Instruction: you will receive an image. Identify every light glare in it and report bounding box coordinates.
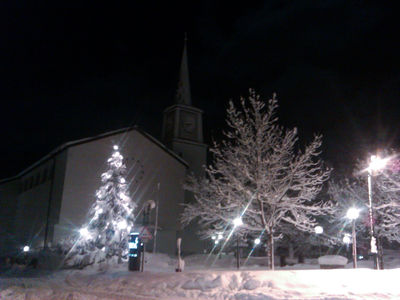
[343,234,351,244]
[80,227,91,239]
[314,226,323,234]
[117,220,128,230]
[346,207,360,220]
[233,217,243,227]
[369,155,388,172]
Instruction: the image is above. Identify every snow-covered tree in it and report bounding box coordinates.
[327,179,370,248]
[182,89,333,269]
[63,145,136,267]
[328,154,400,268]
[371,156,400,244]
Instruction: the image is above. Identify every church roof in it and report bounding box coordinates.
[0,126,188,183]
[175,35,191,106]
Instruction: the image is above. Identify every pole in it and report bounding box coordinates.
[368,172,380,269]
[352,220,357,269]
[236,234,240,269]
[141,243,145,272]
[317,235,321,257]
[153,182,160,253]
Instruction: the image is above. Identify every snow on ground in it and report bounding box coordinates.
[1,250,400,299]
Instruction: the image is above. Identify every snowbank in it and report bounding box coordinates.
[318,255,348,266]
[1,250,400,299]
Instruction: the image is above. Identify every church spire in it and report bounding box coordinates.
[175,33,192,106]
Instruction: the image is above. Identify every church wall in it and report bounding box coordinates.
[0,179,20,256]
[46,150,68,246]
[54,129,186,255]
[167,141,209,255]
[0,150,68,255]
[13,156,57,250]
[15,181,51,249]
[171,141,207,179]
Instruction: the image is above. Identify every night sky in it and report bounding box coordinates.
[1,1,400,179]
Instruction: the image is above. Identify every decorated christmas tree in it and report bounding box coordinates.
[64,145,136,267]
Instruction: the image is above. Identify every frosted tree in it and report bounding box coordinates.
[182,89,333,270]
[63,145,136,267]
[371,156,400,244]
[328,154,400,268]
[328,180,370,244]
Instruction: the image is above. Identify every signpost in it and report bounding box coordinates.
[138,227,153,271]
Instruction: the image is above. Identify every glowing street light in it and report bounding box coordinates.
[233,216,243,269]
[233,217,243,227]
[314,225,323,257]
[368,155,388,173]
[346,207,360,268]
[343,233,351,244]
[367,155,388,270]
[346,207,359,220]
[23,245,30,252]
[254,238,261,245]
[314,226,323,235]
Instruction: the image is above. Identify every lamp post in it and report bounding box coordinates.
[314,225,323,257]
[233,217,243,269]
[346,207,359,269]
[343,233,351,259]
[367,155,388,270]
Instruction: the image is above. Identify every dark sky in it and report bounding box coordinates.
[1,1,400,179]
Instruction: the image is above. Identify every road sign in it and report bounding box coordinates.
[139,226,153,242]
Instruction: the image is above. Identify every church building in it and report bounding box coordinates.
[0,40,207,257]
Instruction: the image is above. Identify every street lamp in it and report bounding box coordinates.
[367,155,388,270]
[343,233,351,245]
[346,207,359,268]
[314,226,323,257]
[233,217,243,269]
[233,217,243,227]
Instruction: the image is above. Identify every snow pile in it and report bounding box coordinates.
[318,255,348,266]
[1,251,400,299]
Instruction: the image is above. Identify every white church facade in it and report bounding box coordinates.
[0,40,207,257]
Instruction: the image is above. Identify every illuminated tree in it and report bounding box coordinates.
[64,145,136,267]
[182,89,333,270]
[329,155,400,247]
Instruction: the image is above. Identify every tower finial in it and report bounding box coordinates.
[175,34,192,106]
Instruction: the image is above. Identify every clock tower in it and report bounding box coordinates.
[162,37,207,179]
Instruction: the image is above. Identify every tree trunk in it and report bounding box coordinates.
[267,233,275,270]
[288,242,294,260]
[378,237,384,270]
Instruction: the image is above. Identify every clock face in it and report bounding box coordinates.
[124,157,145,187]
[183,114,196,133]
